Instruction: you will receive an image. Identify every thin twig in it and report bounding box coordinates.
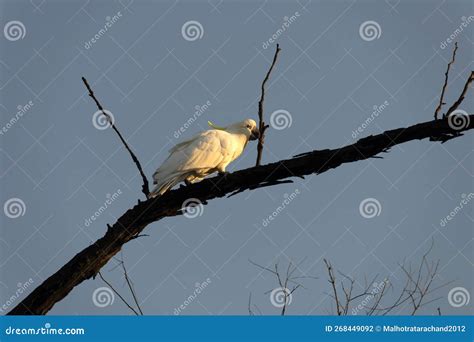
[81,77,150,197]
[256,44,282,166]
[251,259,315,315]
[323,259,342,315]
[120,259,144,315]
[248,293,253,316]
[434,42,458,119]
[445,71,474,117]
[98,271,140,316]
[323,241,447,316]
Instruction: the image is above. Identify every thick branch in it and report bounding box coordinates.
[8,114,474,315]
[256,44,281,166]
[81,77,150,197]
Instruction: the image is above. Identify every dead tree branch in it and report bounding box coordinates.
[97,272,140,316]
[7,59,473,316]
[8,110,474,315]
[256,44,281,166]
[434,42,457,119]
[323,241,450,315]
[250,259,315,315]
[81,77,150,197]
[97,255,143,315]
[445,71,474,117]
[323,259,343,315]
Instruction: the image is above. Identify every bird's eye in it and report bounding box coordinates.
[246,125,251,128]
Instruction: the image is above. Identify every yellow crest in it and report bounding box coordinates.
[208,121,226,130]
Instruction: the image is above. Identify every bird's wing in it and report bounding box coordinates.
[154,130,228,178]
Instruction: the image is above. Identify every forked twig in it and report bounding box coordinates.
[98,271,140,316]
[250,258,316,315]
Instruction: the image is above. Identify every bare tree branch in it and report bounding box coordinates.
[120,258,144,315]
[81,77,150,197]
[324,241,448,316]
[8,60,474,316]
[98,271,140,316]
[8,110,474,315]
[256,44,281,166]
[445,71,474,117]
[434,42,457,119]
[248,293,254,316]
[251,259,314,315]
[323,259,342,315]
[97,255,144,315]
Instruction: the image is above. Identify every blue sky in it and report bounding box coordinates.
[0,0,472,315]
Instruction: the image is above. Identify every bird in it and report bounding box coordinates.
[149,118,260,198]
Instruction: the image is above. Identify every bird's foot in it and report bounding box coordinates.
[184,179,193,186]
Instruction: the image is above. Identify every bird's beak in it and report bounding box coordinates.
[250,127,260,141]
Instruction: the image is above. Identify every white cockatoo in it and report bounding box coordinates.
[149,119,260,198]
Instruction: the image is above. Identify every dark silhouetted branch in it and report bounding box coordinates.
[8,111,474,315]
[324,241,449,315]
[434,42,457,119]
[324,259,342,315]
[8,59,474,316]
[256,44,281,166]
[98,272,140,316]
[445,71,474,117]
[81,77,150,197]
[97,255,143,315]
[250,259,315,315]
[120,259,144,315]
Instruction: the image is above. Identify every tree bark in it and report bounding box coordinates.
[8,115,474,315]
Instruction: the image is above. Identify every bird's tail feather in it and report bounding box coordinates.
[148,173,184,198]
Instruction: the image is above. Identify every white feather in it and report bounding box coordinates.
[149,119,258,197]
